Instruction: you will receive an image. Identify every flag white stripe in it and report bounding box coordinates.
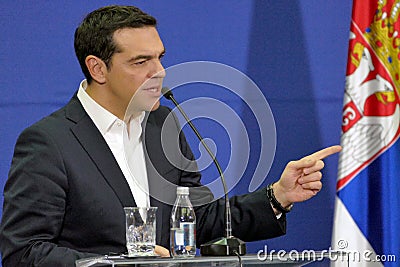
[332,196,383,267]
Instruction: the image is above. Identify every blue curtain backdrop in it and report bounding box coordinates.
[0,0,352,261]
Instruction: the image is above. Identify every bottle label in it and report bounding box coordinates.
[174,227,184,246]
[180,222,195,246]
[173,222,195,246]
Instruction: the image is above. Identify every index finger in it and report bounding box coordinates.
[309,145,342,160]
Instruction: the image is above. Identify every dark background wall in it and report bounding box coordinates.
[0,0,352,261]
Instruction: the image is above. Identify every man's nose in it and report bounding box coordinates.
[151,60,166,78]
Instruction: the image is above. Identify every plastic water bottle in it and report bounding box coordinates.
[170,186,196,258]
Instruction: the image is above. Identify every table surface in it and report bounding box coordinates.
[76,252,349,267]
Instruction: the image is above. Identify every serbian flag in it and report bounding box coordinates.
[332,0,400,266]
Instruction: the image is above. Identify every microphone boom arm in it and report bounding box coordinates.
[161,87,246,256]
[167,94,232,238]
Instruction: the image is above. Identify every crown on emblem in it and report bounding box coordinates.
[363,0,400,89]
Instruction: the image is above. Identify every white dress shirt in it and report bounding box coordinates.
[77,80,150,208]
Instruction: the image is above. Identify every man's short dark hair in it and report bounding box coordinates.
[74,5,157,83]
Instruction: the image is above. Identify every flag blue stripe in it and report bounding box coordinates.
[338,139,400,264]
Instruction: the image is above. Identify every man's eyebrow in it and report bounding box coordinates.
[128,50,166,62]
[129,55,153,62]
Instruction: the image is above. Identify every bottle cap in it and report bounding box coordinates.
[177,186,189,195]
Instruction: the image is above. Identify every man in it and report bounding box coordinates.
[0,5,341,266]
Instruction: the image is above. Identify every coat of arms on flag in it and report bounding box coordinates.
[338,0,400,189]
[332,0,399,266]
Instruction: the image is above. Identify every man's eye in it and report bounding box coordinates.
[134,60,147,65]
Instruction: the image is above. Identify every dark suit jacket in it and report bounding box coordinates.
[0,95,285,266]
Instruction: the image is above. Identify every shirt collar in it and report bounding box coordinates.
[125,111,144,142]
[77,80,120,136]
[77,80,145,137]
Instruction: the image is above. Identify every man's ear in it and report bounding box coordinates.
[85,55,107,84]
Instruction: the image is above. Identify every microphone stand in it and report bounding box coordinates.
[162,87,246,256]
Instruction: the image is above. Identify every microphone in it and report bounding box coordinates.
[161,87,246,256]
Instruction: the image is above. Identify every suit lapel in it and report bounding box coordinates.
[65,96,136,208]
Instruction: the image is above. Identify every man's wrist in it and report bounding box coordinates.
[267,183,293,214]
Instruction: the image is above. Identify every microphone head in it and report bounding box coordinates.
[161,87,173,100]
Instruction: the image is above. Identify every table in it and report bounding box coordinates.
[76,251,349,267]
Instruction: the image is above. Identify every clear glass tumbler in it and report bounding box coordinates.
[124,207,158,257]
